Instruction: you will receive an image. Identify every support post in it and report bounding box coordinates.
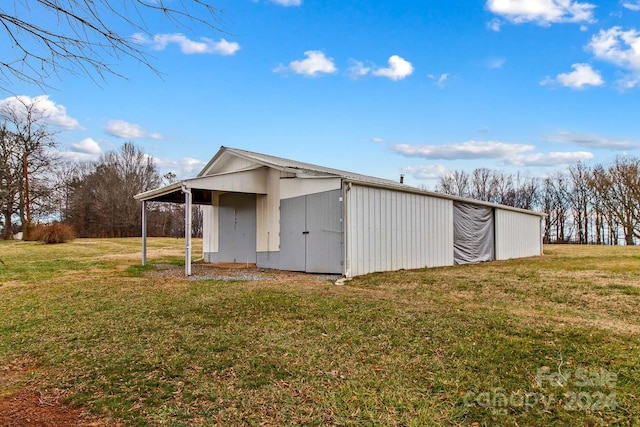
[184,187,192,276]
[142,200,147,266]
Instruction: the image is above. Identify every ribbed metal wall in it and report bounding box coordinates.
[201,204,214,255]
[495,209,542,260]
[345,185,453,276]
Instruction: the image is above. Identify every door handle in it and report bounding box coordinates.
[302,231,309,235]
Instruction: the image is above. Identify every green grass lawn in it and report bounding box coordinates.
[0,238,638,426]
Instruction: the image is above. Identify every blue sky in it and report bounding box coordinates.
[2,0,640,187]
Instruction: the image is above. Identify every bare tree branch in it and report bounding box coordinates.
[0,0,224,91]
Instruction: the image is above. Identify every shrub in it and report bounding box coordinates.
[24,224,47,241]
[38,223,76,244]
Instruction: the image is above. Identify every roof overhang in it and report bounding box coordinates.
[135,168,269,204]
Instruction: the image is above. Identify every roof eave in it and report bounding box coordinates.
[197,145,227,177]
[198,146,305,177]
[134,182,183,201]
[343,178,545,217]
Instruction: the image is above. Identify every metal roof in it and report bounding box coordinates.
[198,146,411,189]
[137,146,545,217]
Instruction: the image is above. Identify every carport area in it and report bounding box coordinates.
[134,168,268,276]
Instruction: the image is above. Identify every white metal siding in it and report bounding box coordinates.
[280,177,342,200]
[202,195,219,255]
[207,154,258,174]
[345,185,453,276]
[495,209,542,260]
[193,168,268,194]
[256,169,281,252]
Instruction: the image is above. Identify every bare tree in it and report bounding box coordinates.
[541,176,555,243]
[437,170,470,197]
[540,173,571,243]
[510,172,538,210]
[0,124,21,238]
[566,162,591,244]
[489,171,514,206]
[588,176,618,246]
[66,142,161,237]
[0,97,58,238]
[47,160,84,222]
[146,172,185,237]
[591,158,640,245]
[0,0,222,91]
[470,168,496,202]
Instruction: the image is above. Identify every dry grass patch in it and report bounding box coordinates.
[0,240,638,426]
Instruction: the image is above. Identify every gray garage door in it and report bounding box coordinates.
[219,193,257,264]
[280,190,343,274]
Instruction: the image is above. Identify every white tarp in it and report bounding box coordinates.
[453,202,495,264]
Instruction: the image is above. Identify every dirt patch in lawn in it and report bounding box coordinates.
[0,359,115,427]
[0,391,113,427]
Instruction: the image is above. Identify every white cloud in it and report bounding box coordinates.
[135,33,240,55]
[392,140,596,168]
[547,63,604,88]
[614,74,640,90]
[373,55,414,80]
[105,120,162,139]
[540,76,556,86]
[370,137,384,143]
[270,0,302,5]
[428,73,449,87]
[622,1,640,11]
[71,137,101,154]
[588,27,640,68]
[154,157,207,179]
[0,95,81,130]
[487,57,506,69]
[207,38,241,55]
[588,27,640,88]
[543,131,638,149]
[486,0,596,26]
[400,164,448,180]
[392,140,534,160]
[275,50,337,76]
[488,19,502,31]
[58,151,100,163]
[506,151,594,167]
[348,59,371,79]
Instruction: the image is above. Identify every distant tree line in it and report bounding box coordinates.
[0,97,201,239]
[56,142,204,239]
[435,159,640,245]
[1,137,203,239]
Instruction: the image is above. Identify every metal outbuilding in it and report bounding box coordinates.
[135,147,544,277]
